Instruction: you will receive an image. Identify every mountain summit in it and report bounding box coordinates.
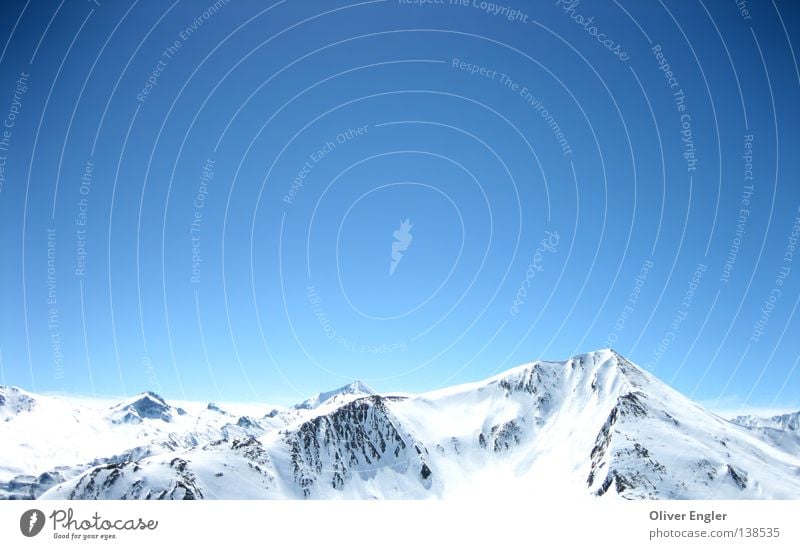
[293,380,376,410]
[0,386,36,422]
[109,391,186,424]
[2,349,799,500]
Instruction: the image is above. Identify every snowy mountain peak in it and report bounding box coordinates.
[206,402,231,415]
[0,385,33,398]
[468,348,651,404]
[731,410,800,431]
[0,386,36,422]
[773,411,800,431]
[286,394,430,497]
[730,414,765,429]
[346,380,375,394]
[109,391,185,424]
[4,349,800,500]
[293,380,376,410]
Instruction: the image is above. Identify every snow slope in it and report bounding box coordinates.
[2,350,799,500]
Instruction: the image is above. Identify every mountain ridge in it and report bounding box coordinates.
[2,349,799,500]
[292,380,376,411]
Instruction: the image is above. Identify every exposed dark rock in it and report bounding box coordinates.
[727,465,748,490]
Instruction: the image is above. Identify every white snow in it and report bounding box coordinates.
[2,349,799,500]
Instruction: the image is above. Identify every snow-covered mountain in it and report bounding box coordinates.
[731,411,800,432]
[2,349,799,500]
[0,386,35,422]
[108,391,187,424]
[292,380,375,410]
[730,410,800,456]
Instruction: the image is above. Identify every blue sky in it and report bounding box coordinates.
[0,0,798,410]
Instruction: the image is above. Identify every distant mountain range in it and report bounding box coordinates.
[1,349,798,500]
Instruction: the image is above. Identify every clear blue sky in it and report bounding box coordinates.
[0,0,798,409]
